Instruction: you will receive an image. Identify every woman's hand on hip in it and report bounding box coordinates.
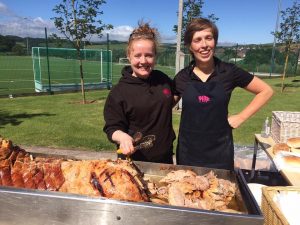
[228,114,244,129]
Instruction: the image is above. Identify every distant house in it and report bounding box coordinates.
[229,58,244,62]
[237,48,247,58]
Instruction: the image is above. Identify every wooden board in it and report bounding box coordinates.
[255,134,300,186]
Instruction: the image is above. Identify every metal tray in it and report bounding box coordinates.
[0,159,263,225]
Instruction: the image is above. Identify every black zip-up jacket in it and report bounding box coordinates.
[103,66,175,163]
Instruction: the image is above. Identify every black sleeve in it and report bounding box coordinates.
[173,68,190,96]
[161,72,174,94]
[103,90,128,143]
[232,65,254,88]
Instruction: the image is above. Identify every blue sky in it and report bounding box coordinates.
[0,0,297,44]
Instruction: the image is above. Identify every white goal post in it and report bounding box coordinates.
[118,57,130,65]
[32,47,112,92]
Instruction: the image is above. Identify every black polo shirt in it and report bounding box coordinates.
[174,57,254,99]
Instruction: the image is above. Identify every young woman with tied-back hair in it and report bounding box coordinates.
[173,18,273,170]
[103,21,175,164]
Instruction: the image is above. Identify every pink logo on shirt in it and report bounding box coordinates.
[198,95,210,103]
[162,88,171,97]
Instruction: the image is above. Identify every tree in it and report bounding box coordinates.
[173,0,218,41]
[272,1,300,92]
[222,48,237,62]
[244,47,274,65]
[52,0,113,103]
[0,35,16,52]
[12,44,25,55]
[49,34,65,48]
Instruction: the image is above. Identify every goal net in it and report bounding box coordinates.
[32,47,112,92]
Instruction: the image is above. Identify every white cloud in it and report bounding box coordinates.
[100,25,176,43]
[0,16,57,38]
[1,16,135,41]
[160,33,176,43]
[0,2,9,15]
[106,25,133,41]
[89,25,133,42]
[1,16,175,43]
[0,2,56,37]
[0,1,174,43]
[0,2,17,19]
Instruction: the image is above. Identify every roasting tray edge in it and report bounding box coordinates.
[0,152,263,225]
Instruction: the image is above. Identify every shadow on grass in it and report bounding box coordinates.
[0,110,55,128]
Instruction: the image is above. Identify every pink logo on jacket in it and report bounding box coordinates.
[198,95,210,103]
[162,88,171,97]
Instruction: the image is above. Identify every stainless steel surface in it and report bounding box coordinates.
[135,161,249,212]
[0,158,264,225]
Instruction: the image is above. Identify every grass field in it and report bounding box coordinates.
[0,55,175,96]
[0,76,299,152]
[0,54,112,95]
[1,54,299,152]
[0,56,35,95]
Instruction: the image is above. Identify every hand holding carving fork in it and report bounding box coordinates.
[116,132,156,156]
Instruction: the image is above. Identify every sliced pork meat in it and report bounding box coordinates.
[156,169,236,211]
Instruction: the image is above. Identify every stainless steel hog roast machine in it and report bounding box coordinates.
[0,137,264,225]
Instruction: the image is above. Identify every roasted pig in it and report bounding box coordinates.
[0,136,238,212]
[0,137,149,202]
